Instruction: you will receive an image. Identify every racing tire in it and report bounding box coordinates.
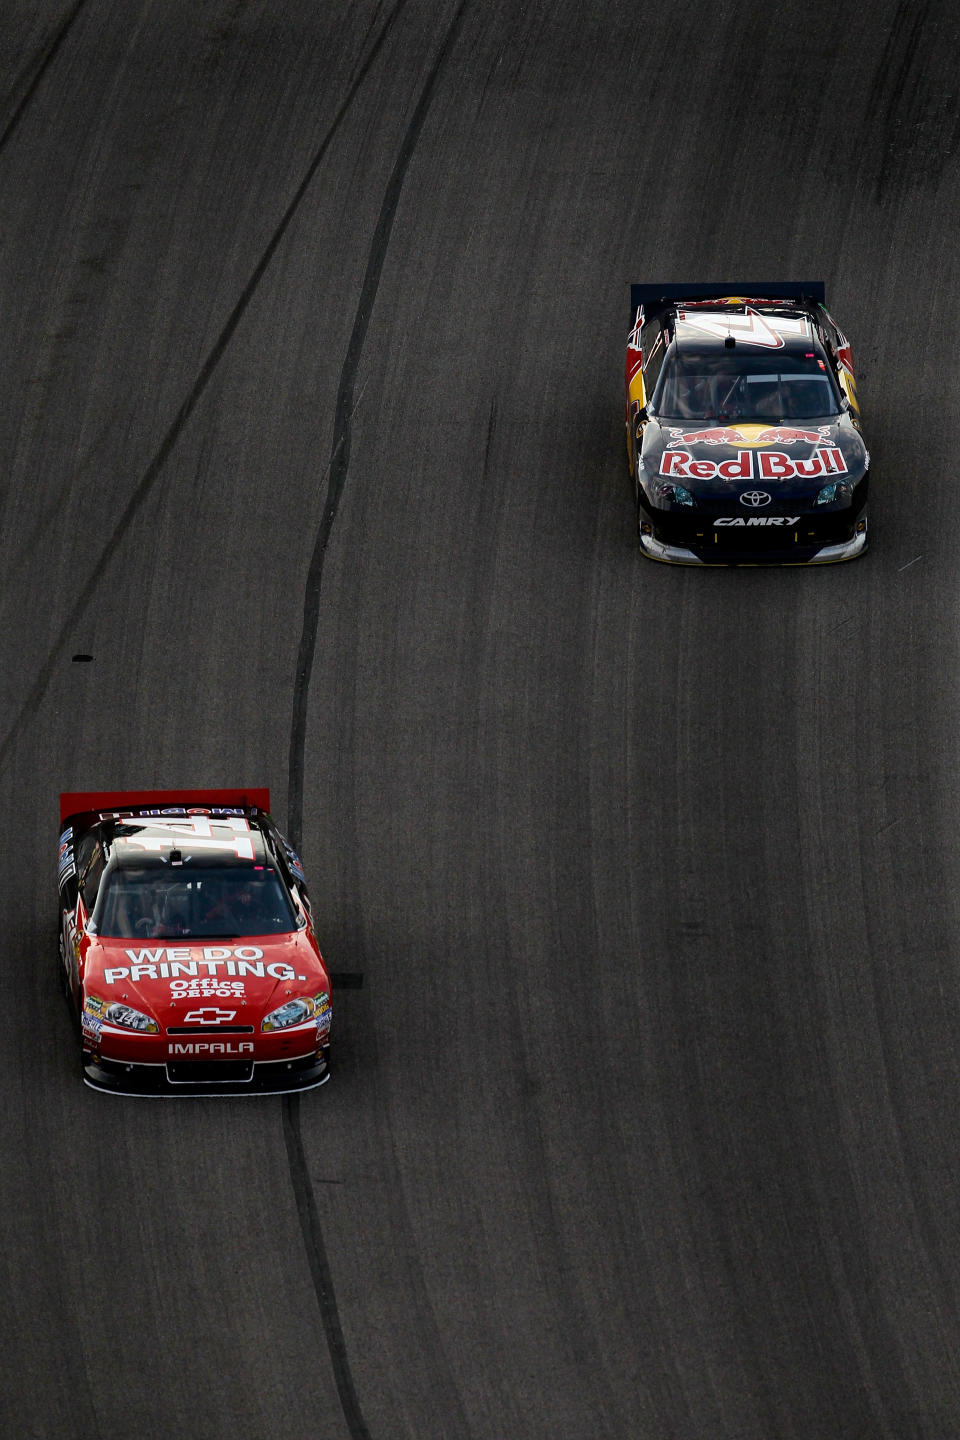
[56,923,80,1032]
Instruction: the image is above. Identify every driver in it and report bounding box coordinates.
[202,881,263,934]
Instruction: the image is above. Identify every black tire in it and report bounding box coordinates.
[56,922,80,1032]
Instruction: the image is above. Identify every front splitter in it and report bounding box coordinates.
[639,520,868,566]
[83,1049,329,1097]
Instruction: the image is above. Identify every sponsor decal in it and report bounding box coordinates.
[98,806,248,819]
[168,1041,254,1056]
[316,991,332,1039]
[277,832,306,883]
[57,828,76,883]
[182,1008,237,1023]
[82,996,105,1039]
[660,448,846,482]
[666,424,833,449]
[171,979,245,999]
[102,946,296,986]
[714,516,800,527]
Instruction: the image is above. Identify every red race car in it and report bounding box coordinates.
[57,789,331,1096]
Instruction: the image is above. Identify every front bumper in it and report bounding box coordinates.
[83,1047,329,1096]
[638,509,868,566]
[640,520,868,566]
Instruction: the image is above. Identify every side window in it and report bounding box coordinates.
[642,319,666,397]
[77,838,105,911]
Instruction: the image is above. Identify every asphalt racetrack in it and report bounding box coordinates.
[3,3,960,1436]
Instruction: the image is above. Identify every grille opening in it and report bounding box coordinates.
[166,1060,254,1084]
[166,1025,254,1035]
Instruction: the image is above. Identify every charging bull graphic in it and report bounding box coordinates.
[665,425,834,448]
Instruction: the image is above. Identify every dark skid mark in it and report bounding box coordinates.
[866,1,959,199]
[282,1094,373,1440]
[330,971,364,989]
[0,0,87,158]
[872,0,929,119]
[70,654,93,663]
[482,394,498,485]
[287,0,470,852]
[282,12,467,1440]
[0,0,411,782]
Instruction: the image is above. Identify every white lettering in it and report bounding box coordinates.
[267,962,296,980]
[236,961,265,977]
[168,1041,254,1056]
[203,947,232,960]
[130,964,158,981]
[235,946,263,961]
[124,948,165,964]
[714,516,800,528]
[104,967,129,984]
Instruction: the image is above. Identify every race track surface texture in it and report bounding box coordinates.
[3,2,960,1436]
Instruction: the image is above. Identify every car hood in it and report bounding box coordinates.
[641,416,868,500]
[83,932,327,1026]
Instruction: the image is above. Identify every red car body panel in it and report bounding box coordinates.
[58,789,331,1095]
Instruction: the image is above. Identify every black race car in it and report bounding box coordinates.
[624,283,869,565]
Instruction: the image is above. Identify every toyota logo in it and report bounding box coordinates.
[740,490,771,508]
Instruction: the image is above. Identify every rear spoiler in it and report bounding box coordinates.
[631,281,825,319]
[59,788,271,827]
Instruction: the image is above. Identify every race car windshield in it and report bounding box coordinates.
[653,349,839,421]
[93,865,297,938]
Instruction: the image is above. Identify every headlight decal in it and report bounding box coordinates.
[262,997,315,1032]
[103,1002,159,1033]
[261,992,332,1034]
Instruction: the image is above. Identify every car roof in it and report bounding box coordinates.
[94,814,273,869]
[668,301,817,354]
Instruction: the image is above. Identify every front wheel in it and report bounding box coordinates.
[56,923,80,1030]
[56,924,69,998]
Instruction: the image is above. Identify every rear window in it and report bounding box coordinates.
[653,347,839,421]
[93,864,297,938]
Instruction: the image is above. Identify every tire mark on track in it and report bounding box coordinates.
[0,0,409,781]
[0,0,87,158]
[282,1094,372,1440]
[283,10,467,1440]
[286,0,469,850]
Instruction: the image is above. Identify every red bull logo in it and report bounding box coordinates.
[751,426,828,445]
[660,448,847,482]
[669,426,748,446]
[666,425,832,448]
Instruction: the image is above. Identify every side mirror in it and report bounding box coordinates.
[839,394,850,412]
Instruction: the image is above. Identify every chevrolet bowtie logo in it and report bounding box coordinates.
[182,1008,237,1024]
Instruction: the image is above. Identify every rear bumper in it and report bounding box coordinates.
[83,1047,329,1096]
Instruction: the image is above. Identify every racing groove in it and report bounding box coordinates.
[3,2,960,1436]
